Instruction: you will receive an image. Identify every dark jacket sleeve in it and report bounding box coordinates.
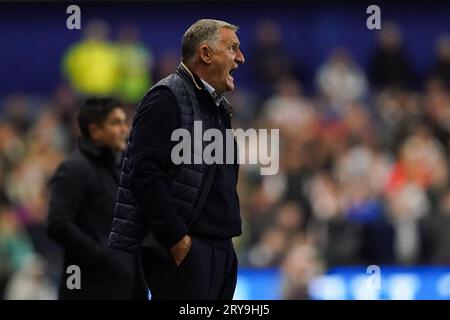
[46,159,110,265]
[128,88,189,249]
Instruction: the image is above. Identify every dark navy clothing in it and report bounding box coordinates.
[111,63,242,299]
[119,72,242,247]
[141,235,238,300]
[47,139,147,300]
[190,97,242,240]
[128,86,241,244]
[109,64,242,255]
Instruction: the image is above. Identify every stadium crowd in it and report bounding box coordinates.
[1,20,450,299]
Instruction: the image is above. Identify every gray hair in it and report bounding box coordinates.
[181,19,238,63]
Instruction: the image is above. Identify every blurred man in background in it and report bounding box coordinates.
[116,24,153,104]
[62,20,121,96]
[369,23,416,90]
[46,98,147,300]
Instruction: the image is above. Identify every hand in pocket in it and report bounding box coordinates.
[170,234,192,266]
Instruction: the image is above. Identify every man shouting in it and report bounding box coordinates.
[109,19,245,300]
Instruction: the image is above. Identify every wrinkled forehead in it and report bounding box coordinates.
[218,27,240,45]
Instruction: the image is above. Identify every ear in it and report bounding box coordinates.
[88,122,101,140]
[198,44,212,64]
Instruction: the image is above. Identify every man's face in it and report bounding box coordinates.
[90,107,129,152]
[207,28,245,94]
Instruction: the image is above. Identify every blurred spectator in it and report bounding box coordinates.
[422,189,450,264]
[336,143,390,223]
[243,177,282,249]
[306,172,365,266]
[430,34,450,87]
[50,84,79,150]
[0,207,34,299]
[0,168,10,208]
[261,76,315,138]
[246,202,304,268]
[369,23,416,90]
[248,227,289,267]
[248,20,302,104]
[62,20,121,96]
[153,50,180,81]
[2,94,32,135]
[0,121,26,172]
[316,48,368,114]
[4,254,57,300]
[116,24,153,103]
[385,124,448,194]
[280,237,324,299]
[375,87,423,153]
[274,202,305,234]
[385,184,430,265]
[423,77,450,150]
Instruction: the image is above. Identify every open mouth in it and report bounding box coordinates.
[228,67,237,79]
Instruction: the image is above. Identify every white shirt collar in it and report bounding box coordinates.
[200,79,223,107]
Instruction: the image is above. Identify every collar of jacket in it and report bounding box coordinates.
[78,138,118,165]
[177,62,233,118]
[177,62,205,91]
